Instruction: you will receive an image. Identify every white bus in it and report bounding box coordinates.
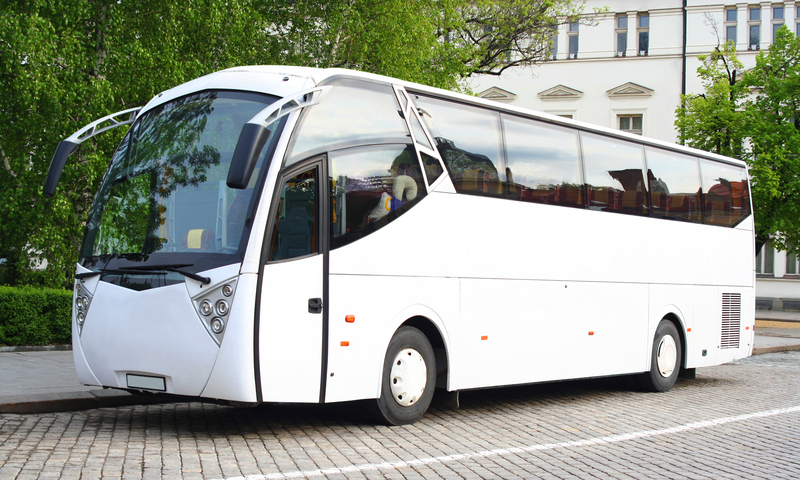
[45,66,754,425]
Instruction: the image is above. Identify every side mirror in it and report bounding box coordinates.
[43,107,141,197]
[44,140,80,198]
[226,86,331,189]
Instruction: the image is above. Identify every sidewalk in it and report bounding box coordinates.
[1,320,799,415]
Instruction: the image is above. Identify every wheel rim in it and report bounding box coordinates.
[656,335,677,378]
[389,348,427,407]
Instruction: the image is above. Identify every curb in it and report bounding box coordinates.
[0,345,72,353]
[752,344,800,355]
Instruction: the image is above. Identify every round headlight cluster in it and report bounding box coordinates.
[77,312,85,325]
[195,282,235,339]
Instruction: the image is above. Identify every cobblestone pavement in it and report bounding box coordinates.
[1,352,799,480]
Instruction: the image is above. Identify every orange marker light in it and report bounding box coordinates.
[746,326,750,330]
[588,331,594,336]
[345,315,355,323]
[481,335,488,341]
[340,341,349,347]
[687,328,692,332]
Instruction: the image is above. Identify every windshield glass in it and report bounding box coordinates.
[81,90,283,274]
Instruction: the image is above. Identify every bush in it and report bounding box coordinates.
[0,286,72,346]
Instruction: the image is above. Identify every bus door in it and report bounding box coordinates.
[257,158,326,403]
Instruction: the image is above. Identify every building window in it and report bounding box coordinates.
[619,114,643,135]
[549,25,558,60]
[568,21,579,59]
[787,249,799,275]
[749,5,761,49]
[616,15,628,56]
[638,13,649,55]
[725,7,737,45]
[773,5,785,42]
[756,241,775,275]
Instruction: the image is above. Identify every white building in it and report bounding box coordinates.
[469,0,800,310]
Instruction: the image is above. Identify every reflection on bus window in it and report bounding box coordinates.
[84,91,279,259]
[700,159,751,227]
[285,79,410,166]
[330,145,426,249]
[269,167,318,261]
[645,148,702,223]
[502,114,584,208]
[582,133,648,216]
[413,95,505,198]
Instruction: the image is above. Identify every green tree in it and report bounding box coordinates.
[1,0,587,288]
[743,26,800,252]
[675,41,748,158]
[676,28,800,251]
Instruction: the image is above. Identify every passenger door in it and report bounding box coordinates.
[258,159,326,403]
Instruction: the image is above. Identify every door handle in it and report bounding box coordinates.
[308,298,323,314]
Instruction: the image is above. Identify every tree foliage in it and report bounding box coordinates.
[0,0,586,288]
[676,27,800,251]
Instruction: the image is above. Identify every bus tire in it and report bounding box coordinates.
[372,326,436,425]
[639,320,682,392]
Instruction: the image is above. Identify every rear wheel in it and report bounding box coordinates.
[639,320,682,392]
[372,326,435,425]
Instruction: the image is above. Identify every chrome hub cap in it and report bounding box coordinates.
[656,335,677,378]
[389,348,427,407]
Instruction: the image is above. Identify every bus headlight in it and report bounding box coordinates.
[211,317,225,334]
[192,278,237,346]
[200,300,213,316]
[77,312,85,325]
[215,300,229,316]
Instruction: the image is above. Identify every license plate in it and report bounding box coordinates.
[126,374,166,391]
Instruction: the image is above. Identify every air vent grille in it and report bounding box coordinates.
[721,293,741,349]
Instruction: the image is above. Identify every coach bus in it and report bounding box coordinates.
[44,66,754,425]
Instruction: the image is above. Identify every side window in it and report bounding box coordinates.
[330,145,426,249]
[700,159,751,227]
[268,166,318,262]
[413,95,505,198]
[502,114,584,208]
[421,152,444,185]
[285,79,409,166]
[645,148,702,223]
[581,133,648,216]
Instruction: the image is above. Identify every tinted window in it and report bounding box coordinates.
[700,159,751,227]
[582,133,648,216]
[330,144,426,249]
[421,152,444,185]
[645,148,702,223]
[413,95,505,198]
[269,166,318,261]
[286,79,409,166]
[502,114,583,208]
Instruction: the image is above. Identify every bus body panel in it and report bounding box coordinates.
[324,274,459,403]
[78,281,219,395]
[200,272,259,402]
[258,254,324,403]
[457,279,649,390]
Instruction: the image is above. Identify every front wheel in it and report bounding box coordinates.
[639,320,682,392]
[372,326,436,425]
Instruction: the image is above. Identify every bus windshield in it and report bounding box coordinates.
[80,90,282,274]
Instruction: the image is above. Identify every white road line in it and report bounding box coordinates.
[221,405,800,480]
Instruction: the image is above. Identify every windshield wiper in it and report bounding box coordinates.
[76,264,211,284]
